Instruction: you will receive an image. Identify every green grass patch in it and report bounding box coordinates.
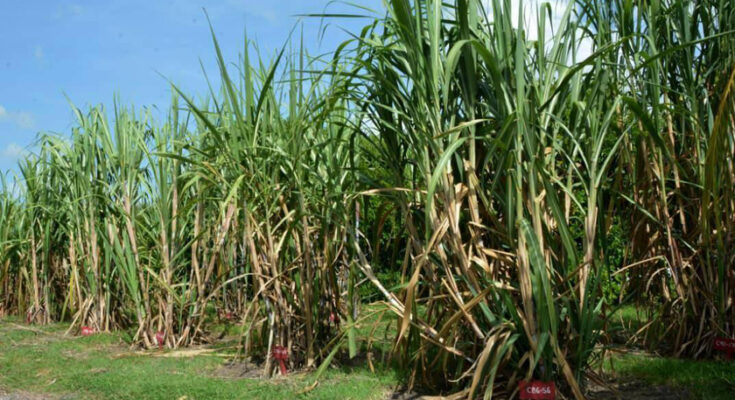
[0,320,398,400]
[605,353,735,400]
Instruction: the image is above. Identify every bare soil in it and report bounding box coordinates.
[386,390,423,399]
[0,389,70,400]
[212,360,266,379]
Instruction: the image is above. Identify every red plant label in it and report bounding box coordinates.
[272,345,288,375]
[714,337,735,359]
[155,331,165,349]
[519,381,555,400]
[80,326,95,336]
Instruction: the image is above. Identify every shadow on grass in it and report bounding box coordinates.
[604,353,735,400]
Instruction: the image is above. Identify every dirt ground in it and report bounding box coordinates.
[211,360,268,379]
[0,390,67,400]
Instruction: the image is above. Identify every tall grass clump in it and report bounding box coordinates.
[0,0,733,397]
[344,0,625,396]
[0,29,363,373]
[342,0,733,396]
[587,0,735,358]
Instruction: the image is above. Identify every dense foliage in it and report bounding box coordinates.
[1,0,734,398]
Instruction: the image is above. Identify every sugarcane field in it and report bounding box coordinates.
[1,0,734,399]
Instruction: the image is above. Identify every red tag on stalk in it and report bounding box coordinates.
[80,326,95,336]
[714,337,735,359]
[519,381,556,400]
[272,345,288,375]
[155,331,165,349]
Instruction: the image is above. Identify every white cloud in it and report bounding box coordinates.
[0,105,36,130]
[53,4,84,19]
[0,143,27,160]
[34,46,44,61]
[33,45,49,68]
[70,4,84,16]
[15,112,35,129]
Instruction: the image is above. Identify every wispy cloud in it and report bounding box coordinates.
[34,45,45,63]
[0,143,28,160]
[53,4,84,19]
[178,0,280,24]
[33,44,50,68]
[0,105,36,130]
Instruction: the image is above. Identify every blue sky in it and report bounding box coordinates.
[0,0,382,172]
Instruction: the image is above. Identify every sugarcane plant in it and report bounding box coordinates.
[0,0,733,398]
